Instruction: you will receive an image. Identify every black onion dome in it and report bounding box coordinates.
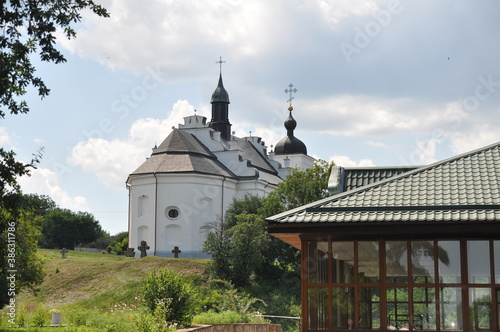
[284,113,297,132]
[274,111,307,155]
[274,136,307,155]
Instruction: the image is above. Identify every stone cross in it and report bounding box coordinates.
[125,247,135,257]
[172,246,181,258]
[138,241,150,258]
[60,248,68,259]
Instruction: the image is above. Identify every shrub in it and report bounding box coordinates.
[142,268,194,327]
[193,310,264,324]
[31,305,49,326]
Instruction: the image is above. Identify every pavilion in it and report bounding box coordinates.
[266,141,500,331]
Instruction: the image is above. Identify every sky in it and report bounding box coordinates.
[3,0,500,235]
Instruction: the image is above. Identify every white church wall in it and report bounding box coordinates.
[128,176,157,257]
[150,173,238,258]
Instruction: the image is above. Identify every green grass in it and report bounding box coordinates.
[1,249,293,331]
[1,249,209,330]
[18,249,208,309]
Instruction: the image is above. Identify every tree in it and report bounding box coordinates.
[142,268,195,327]
[1,1,109,117]
[20,193,57,217]
[0,1,108,309]
[203,160,334,286]
[40,209,106,249]
[0,205,45,307]
[261,159,333,215]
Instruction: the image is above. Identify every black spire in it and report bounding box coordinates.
[210,58,231,140]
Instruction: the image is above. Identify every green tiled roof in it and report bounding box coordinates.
[343,166,419,191]
[268,141,500,225]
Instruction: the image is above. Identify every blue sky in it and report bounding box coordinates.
[3,0,500,235]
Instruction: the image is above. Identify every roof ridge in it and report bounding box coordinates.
[266,141,500,222]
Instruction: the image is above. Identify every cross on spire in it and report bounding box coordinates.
[285,83,298,108]
[216,56,226,73]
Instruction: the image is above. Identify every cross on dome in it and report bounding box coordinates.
[216,56,226,73]
[284,83,297,110]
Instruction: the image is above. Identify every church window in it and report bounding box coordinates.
[166,207,179,219]
[138,195,148,217]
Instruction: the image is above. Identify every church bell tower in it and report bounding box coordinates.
[209,57,231,140]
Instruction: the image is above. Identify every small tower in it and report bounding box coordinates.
[275,83,307,155]
[274,83,314,176]
[210,57,232,140]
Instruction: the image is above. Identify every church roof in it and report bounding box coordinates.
[235,137,279,176]
[211,74,230,104]
[130,129,235,178]
[274,110,307,155]
[267,141,500,246]
[153,127,213,157]
[274,135,307,155]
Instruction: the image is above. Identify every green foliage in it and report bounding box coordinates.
[31,305,49,327]
[141,268,195,327]
[209,280,266,315]
[203,160,333,288]
[107,233,128,255]
[261,160,333,215]
[0,0,108,309]
[193,310,263,324]
[40,209,106,249]
[0,1,109,117]
[0,207,45,307]
[20,194,57,217]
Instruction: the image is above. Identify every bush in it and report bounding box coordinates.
[31,305,49,326]
[193,310,264,324]
[142,268,194,327]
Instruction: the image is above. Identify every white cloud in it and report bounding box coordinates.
[56,0,388,77]
[449,125,500,156]
[329,155,375,167]
[366,140,389,148]
[0,127,11,146]
[299,95,446,137]
[69,100,198,190]
[18,168,90,212]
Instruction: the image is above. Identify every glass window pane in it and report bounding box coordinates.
[386,241,408,283]
[308,287,328,330]
[411,241,435,283]
[467,241,491,284]
[332,287,354,329]
[307,241,328,283]
[332,242,354,284]
[387,287,409,330]
[358,241,380,283]
[359,287,380,330]
[413,287,436,330]
[438,241,461,284]
[469,288,492,331]
[494,241,500,283]
[439,287,463,330]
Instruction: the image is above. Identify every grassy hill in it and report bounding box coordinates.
[18,249,209,310]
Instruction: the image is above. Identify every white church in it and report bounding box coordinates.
[126,70,314,258]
